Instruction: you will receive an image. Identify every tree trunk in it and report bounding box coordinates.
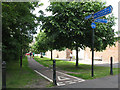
[51,50,53,60]
[20,48,22,68]
[76,46,79,67]
[20,33,22,68]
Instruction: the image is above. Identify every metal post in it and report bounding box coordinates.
[20,56,22,68]
[91,12,94,77]
[92,28,94,77]
[53,59,57,85]
[76,45,78,67]
[2,61,6,89]
[51,50,53,60]
[110,57,113,75]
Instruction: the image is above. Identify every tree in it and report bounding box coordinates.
[40,15,67,60]
[34,31,49,58]
[40,1,117,67]
[2,2,43,63]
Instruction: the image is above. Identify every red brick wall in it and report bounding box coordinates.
[46,50,67,59]
[118,42,120,62]
[84,42,118,63]
[46,42,119,63]
[45,48,72,59]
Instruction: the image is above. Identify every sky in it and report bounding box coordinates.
[33,0,120,38]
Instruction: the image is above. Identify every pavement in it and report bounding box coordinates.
[55,74,119,88]
[48,56,119,68]
[28,56,119,88]
[27,56,85,87]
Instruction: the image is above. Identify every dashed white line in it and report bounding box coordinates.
[34,70,53,82]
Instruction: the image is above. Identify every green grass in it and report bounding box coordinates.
[6,56,50,88]
[46,82,56,88]
[34,56,119,80]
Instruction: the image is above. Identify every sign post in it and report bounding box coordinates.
[91,22,96,77]
[93,5,113,19]
[84,5,113,77]
[94,19,108,23]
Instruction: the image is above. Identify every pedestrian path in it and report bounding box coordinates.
[55,74,118,88]
[27,56,85,86]
[50,56,119,68]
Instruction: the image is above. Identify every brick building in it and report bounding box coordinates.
[45,42,119,63]
[45,48,72,59]
[84,42,119,63]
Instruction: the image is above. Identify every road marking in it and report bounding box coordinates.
[56,71,85,81]
[34,70,85,87]
[34,70,53,82]
[65,81,76,84]
[78,80,85,82]
[58,76,70,81]
[57,82,66,86]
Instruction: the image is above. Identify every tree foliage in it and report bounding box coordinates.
[34,31,49,53]
[38,1,117,66]
[40,1,117,52]
[2,2,42,61]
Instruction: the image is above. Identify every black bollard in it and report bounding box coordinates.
[2,61,6,89]
[20,56,22,68]
[53,59,57,85]
[110,57,113,75]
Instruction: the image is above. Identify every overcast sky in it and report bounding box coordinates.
[33,0,120,38]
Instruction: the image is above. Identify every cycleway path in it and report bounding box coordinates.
[27,56,85,86]
[55,74,119,88]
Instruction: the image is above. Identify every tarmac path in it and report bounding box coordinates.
[27,56,85,86]
[55,74,119,88]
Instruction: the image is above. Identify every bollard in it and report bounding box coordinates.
[53,59,57,85]
[110,57,113,75]
[2,61,6,89]
[20,56,22,68]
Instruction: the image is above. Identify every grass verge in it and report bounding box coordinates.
[34,56,119,80]
[6,56,52,88]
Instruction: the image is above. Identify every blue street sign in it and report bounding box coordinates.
[85,14,92,20]
[93,5,113,19]
[91,22,96,29]
[94,19,108,23]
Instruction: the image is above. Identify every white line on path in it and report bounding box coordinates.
[58,76,70,81]
[57,82,66,86]
[34,70,53,82]
[56,71,85,82]
[34,69,85,87]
